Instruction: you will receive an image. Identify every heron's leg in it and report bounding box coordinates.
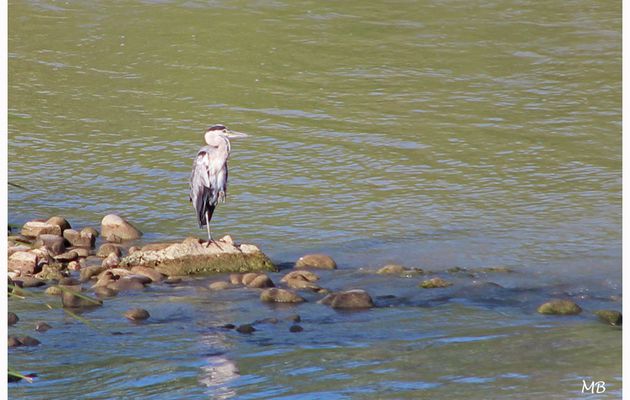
[205,212,212,242]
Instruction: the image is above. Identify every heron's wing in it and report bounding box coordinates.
[190,150,214,226]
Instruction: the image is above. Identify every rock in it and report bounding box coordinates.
[61,290,103,308]
[220,235,234,244]
[46,216,71,233]
[14,277,46,288]
[35,264,67,281]
[222,324,236,329]
[119,237,276,276]
[8,245,31,257]
[141,242,177,252]
[8,251,39,275]
[106,277,146,292]
[30,247,54,268]
[63,229,96,248]
[8,312,18,326]
[284,278,324,292]
[124,308,150,321]
[295,254,337,270]
[247,274,274,288]
[45,286,62,296]
[537,299,582,315]
[59,277,80,286]
[8,336,22,348]
[236,324,256,334]
[16,336,41,346]
[97,243,122,258]
[80,265,107,282]
[377,264,406,274]
[67,261,81,271]
[319,289,374,309]
[164,277,182,285]
[71,247,91,258]
[81,227,99,238]
[54,250,79,263]
[289,325,303,333]
[209,281,231,290]
[21,221,61,238]
[260,288,305,303]
[35,322,52,332]
[595,310,622,326]
[94,286,118,298]
[130,266,164,282]
[241,273,259,286]
[128,246,140,255]
[101,214,142,241]
[101,252,120,268]
[229,274,243,285]
[286,314,301,323]
[281,270,320,283]
[420,277,453,289]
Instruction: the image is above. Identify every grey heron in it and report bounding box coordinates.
[189,124,248,244]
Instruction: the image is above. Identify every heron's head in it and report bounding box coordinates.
[204,124,248,144]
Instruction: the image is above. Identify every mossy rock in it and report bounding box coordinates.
[420,277,453,289]
[537,299,582,315]
[595,310,621,326]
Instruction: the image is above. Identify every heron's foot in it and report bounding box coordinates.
[204,239,224,250]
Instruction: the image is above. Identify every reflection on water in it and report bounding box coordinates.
[8,0,620,398]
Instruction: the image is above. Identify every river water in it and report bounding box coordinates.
[8,0,621,398]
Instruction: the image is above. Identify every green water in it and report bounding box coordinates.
[8,0,621,398]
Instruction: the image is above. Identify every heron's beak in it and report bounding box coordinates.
[226,130,249,139]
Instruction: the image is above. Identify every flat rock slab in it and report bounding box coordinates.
[119,237,276,276]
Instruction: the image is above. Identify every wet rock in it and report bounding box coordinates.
[59,277,80,286]
[130,266,164,282]
[8,336,22,348]
[61,290,103,308]
[241,273,259,286]
[537,299,582,315]
[94,286,118,298]
[54,250,79,263]
[209,281,231,290]
[377,264,405,274]
[8,251,39,275]
[295,254,337,270]
[319,289,374,309]
[14,277,46,288]
[420,277,453,289]
[92,271,117,288]
[284,278,326,292]
[35,264,67,281]
[63,229,96,248]
[81,227,99,238]
[286,314,301,323]
[247,274,275,288]
[236,324,256,334]
[229,273,243,285]
[97,243,122,258]
[101,214,142,241]
[46,216,71,234]
[477,266,513,273]
[8,245,31,257]
[255,317,279,324]
[16,336,41,346]
[71,247,91,258]
[45,286,62,296]
[595,310,622,326]
[8,312,18,326]
[124,308,150,321]
[67,261,81,271]
[35,322,52,332]
[164,277,182,285]
[21,221,61,238]
[80,265,107,282]
[289,325,303,333]
[106,277,146,292]
[281,270,320,283]
[101,252,120,268]
[260,288,306,303]
[222,323,236,329]
[120,237,276,276]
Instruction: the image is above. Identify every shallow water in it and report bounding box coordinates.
[8,0,621,398]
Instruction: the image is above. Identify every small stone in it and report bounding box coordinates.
[81,227,99,238]
[101,252,120,268]
[94,286,118,298]
[61,290,103,308]
[68,261,81,271]
[21,221,61,238]
[222,323,236,329]
[220,235,234,244]
[247,274,275,288]
[8,251,39,275]
[97,243,122,258]
[595,310,622,326]
[124,308,150,321]
[16,336,41,346]
[106,277,146,291]
[101,214,142,241]
[8,312,18,326]
[59,277,80,286]
[295,254,337,269]
[537,299,582,315]
[281,270,320,283]
[45,286,62,296]
[8,245,31,257]
[54,250,79,263]
[35,322,52,332]
[80,265,107,282]
[71,247,91,258]
[236,324,256,334]
[63,229,95,248]
[130,266,164,282]
[284,278,323,292]
[377,264,406,274]
[420,277,453,289]
[319,289,375,309]
[46,216,71,233]
[229,274,243,285]
[260,288,305,303]
[8,336,22,347]
[289,325,303,333]
[241,273,259,286]
[35,264,67,281]
[209,281,231,290]
[286,314,301,323]
[16,277,46,288]
[128,246,140,254]
[164,277,182,285]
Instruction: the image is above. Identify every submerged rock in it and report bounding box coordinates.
[94,286,118,298]
[260,288,305,303]
[16,336,41,346]
[537,299,582,315]
[319,289,374,309]
[101,214,142,241]
[209,281,231,290]
[241,272,259,286]
[35,322,52,332]
[119,237,276,276]
[14,277,46,288]
[295,254,337,270]
[45,286,62,296]
[420,277,453,289]
[289,325,303,333]
[595,310,622,326]
[61,290,103,308]
[80,265,107,282]
[130,266,164,282]
[8,312,18,326]
[21,221,61,238]
[124,308,150,321]
[246,274,275,288]
[236,324,256,334]
[281,270,320,283]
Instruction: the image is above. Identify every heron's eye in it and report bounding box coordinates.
[223,129,228,133]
